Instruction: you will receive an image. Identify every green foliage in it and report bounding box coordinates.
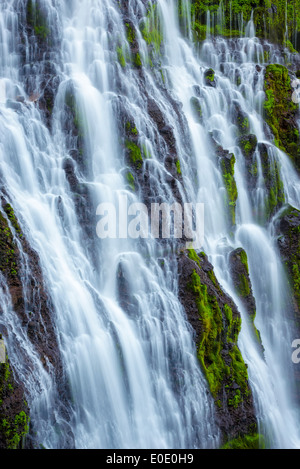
[141,4,163,54]
[0,411,29,449]
[221,432,265,449]
[126,172,135,191]
[117,46,126,68]
[0,361,30,449]
[188,248,201,268]
[125,141,143,169]
[125,23,136,44]
[264,64,300,169]
[186,260,250,404]
[26,0,50,42]
[189,0,300,49]
[220,154,238,226]
[0,210,21,279]
[175,160,182,175]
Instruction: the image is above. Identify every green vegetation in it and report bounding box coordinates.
[0,210,20,278]
[141,4,163,54]
[0,411,29,449]
[259,143,285,220]
[125,140,143,169]
[26,0,50,42]
[190,97,203,123]
[264,64,300,170]
[189,0,300,50]
[220,154,238,226]
[126,171,135,191]
[221,432,265,449]
[276,206,300,320]
[117,46,126,68]
[175,159,182,175]
[238,135,258,159]
[186,251,250,408]
[0,359,30,449]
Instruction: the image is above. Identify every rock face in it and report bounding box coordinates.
[209,135,238,228]
[264,64,300,172]
[258,142,285,220]
[177,249,258,445]
[0,350,29,449]
[0,196,70,448]
[204,68,216,87]
[275,205,300,330]
[229,248,263,354]
[275,204,300,404]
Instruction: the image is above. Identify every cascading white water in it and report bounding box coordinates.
[0,0,219,449]
[154,0,300,449]
[1,0,300,449]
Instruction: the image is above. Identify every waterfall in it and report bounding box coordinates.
[0,0,300,450]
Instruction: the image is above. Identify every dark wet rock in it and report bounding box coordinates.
[0,195,73,448]
[275,204,300,327]
[258,142,285,220]
[0,352,29,449]
[190,96,203,124]
[236,134,258,159]
[264,64,300,173]
[232,100,250,135]
[274,204,300,405]
[177,249,257,444]
[229,248,264,354]
[204,68,216,87]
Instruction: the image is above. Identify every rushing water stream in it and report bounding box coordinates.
[0,0,300,449]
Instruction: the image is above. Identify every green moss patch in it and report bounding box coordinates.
[264,64,300,171]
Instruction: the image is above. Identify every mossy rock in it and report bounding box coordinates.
[275,204,300,314]
[232,101,250,136]
[229,248,263,352]
[177,249,257,441]
[190,96,203,123]
[258,142,285,221]
[264,64,300,171]
[0,358,30,449]
[219,152,238,227]
[189,0,300,50]
[26,0,50,43]
[204,68,216,87]
[237,134,258,159]
[221,432,265,449]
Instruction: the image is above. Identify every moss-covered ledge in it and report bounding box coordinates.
[0,348,30,449]
[229,248,263,353]
[221,432,265,449]
[177,249,258,445]
[275,204,300,406]
[264,64,300,172]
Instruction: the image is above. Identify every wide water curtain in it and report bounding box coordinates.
[0,0,300,450]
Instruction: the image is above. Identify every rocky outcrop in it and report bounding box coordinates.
[0,349,29,449]
[19,0,62,129]
[229,248,263,353]
[177,249,258,445]
[210,136,238,228]
[259,142,285,220]
[264,64,300,172]
[274,204,300,405]
[237,134,259,195]
[0,195,71,448]
[275,204,300,331]
[204,68,216,87]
